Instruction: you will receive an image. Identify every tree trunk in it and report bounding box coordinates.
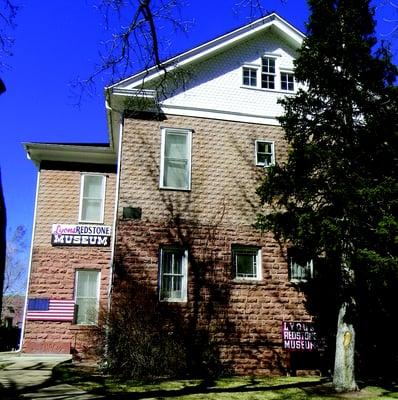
[333,300,358,392]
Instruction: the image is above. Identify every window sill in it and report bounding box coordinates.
[289,279,311,284]
[70,324,98,330]
[78,221,105,225]
[159,187,191,192]
[159,298,187,303]
[232,278,262,284]
[256,164,274,168]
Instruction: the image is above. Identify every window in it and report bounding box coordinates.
[242,67,257,87]
[288,248,314,282]
[75,270,100,325]
[160,128,192,190]
[79,174,106,223]
[232,246,261,280]
[261,57,276,89]
[281,72,295,91]
[256,140,275,167]
[159,247,188,302]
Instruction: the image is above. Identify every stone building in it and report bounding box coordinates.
[21,13,316,374]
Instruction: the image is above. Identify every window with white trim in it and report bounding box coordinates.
[159,247,188,302]
[255,140,275,167]
[261,57,276,89]
[232,246,261,280]
[160,128,192,190]
[75,270,100,325]
[241,56,295,92]
[281,72,295,91]
[242,67,257,87]
[79,174,106,223]
[288,248,314,282]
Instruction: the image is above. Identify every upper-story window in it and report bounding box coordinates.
[160,128,192,190]
[255,140,275,167]
[79,174,106,223]
[261,57,276,89]
[281,72,295,91]
[243,67,257,87]
[242,56,295,92]
[232,245,262,281]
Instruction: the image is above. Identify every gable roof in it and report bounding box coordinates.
[106,12,305,149]
[109,13,304,93]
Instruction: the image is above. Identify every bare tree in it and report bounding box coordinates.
[73,0,192,98]
[0,0,18,92]
[3,225,28,296]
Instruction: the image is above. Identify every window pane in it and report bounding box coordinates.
[162,253,173,274]
[243,68,257,86]
[160,248,187,301]
[257,153,272,166]
[83,175,103,198]
[164,159,188,188]
[76,270,99,325]
[281,73,294,91]
[237,253,255,276]
[165,133,187,159]
[233,247,259,279]
[257,142,272,153]
[81,199,102,222]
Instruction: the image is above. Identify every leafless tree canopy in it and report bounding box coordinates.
[74,0,192,96]
[3,225,27,296]
[0,0,17,70]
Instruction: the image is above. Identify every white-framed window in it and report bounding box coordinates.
[160,128,192,190]
[232,246,262,280]
[242,67,257,87]
[75,269,100,325]
[288,248,314,282]
[159,247,188,302]
[261,56,276,89]
[281,72,295,91]
[241,56,296,92]
[255,140,275,167]
[79,174,106,223]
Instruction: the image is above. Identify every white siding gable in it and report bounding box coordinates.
[159,30,299,124]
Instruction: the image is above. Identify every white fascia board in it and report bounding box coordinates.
[160,104,281,126]
[23,143,117,167]
[109,13,304,92]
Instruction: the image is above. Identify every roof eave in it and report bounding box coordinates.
[23,142,117,167]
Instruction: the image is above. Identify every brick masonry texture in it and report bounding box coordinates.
[115,114,313,374]
[23,167,116,355]
[119,114,289,225]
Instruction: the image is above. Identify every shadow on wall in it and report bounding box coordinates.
[297,254,398,382]
[100,211,235,380]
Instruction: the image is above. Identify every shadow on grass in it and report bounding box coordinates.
[90,379,331,400]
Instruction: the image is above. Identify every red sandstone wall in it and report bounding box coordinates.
[23,166,116,355]
[115,114,313,374]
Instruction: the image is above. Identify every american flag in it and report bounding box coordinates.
[26,298,75,321]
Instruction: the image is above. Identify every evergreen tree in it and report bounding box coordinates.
[256,0,397,392]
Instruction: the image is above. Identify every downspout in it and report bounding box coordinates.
[18,166,41,352]
[104,100,124,361]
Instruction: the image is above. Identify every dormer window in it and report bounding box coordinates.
[243,67,257,87]
[281,72,295,91]
[241,56,295,92]
[261,57,276,89]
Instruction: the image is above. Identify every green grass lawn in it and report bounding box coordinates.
[53,363,398,399]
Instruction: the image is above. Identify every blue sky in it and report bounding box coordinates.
[0,0,396,290]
